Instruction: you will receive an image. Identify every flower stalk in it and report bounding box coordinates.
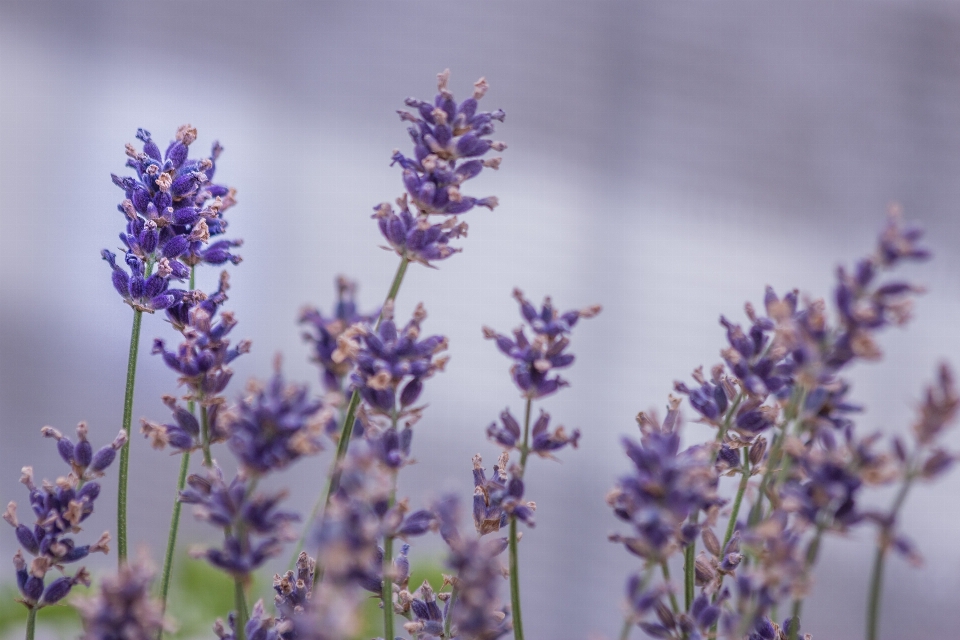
[117,308,143,564]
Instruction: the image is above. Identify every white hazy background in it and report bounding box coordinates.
[3,2,960,639]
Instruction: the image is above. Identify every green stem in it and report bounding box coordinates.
[684,514,697,611]
[789,527,824,640]
[157,451,191,635]
[234,578,248,640]
[322,257,410,509]
[659,561,680,614]
[618,617,633,640]
[444,587,458,638]
[382,457,399,640]
[117,308,143,565]
[508,397,533,640]
[866,473,915,640]
[723,449,752,550]
[200,404,213,467]
[25,607,36,640]
[508,516,524,640]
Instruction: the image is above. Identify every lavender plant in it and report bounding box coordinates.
[6,70,957,640]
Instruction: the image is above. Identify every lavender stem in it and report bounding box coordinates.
[313,257,410,588]
[866,471,915,640]
[659,560,680,614]
[199,404,213,467]
[508,397,533,640]
[684,514,697,611]
[117,308,143,564]
[157,450,190,637]
[157,266,199,635]
[723,449,752,550]
[25,608,36,640]
[234,578,247,640]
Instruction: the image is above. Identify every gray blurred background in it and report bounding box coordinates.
[3,2,960,638]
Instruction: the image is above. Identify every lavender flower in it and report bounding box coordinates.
[179,466,298,579]
[472,453,535,535]
[434,496,510,640]
[393,70,504,217]
[483,289,600,400]
[608,399,721,561]
[486,407,580,458]
[145,284,251,453]
[103,126,239,312]
[227,362,329,475]
[40,422,126,483]
[373,197,470,266]
[76,558,167,640]
[300,276,377,393]
[343,302,448,419]
[5,425,120,609]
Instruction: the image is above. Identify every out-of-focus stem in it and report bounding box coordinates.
[234,579,248,640]
[444,587,458,637]
[723,449,752,550]
[200,404,213,467]
[866,471,915,640]
[117,308,143,565]
[659,561,680,614]
[508,397,533,640]
[684,514,697,611]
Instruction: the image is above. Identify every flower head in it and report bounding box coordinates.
[179,466,298,578]
[227,362,330,475]
[483,289,600,400]
[393,70,505,216]
[300,277,377,393]
[76,558,166,640]
[103,126,240,312]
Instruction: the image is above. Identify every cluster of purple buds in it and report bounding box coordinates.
[472,452,535,535]
[608,400,722,561]
[483,289,601,400]
[629,591,721,640]
[40,422,126,483]
[486,407,580,459]
[214,599,278,640]
[394,70,504,216]
[300,277,377,393]
[341,302,448,419]
[226,362,330,476]
[102,126,240,312]
[272,551,315,636]
[434,496,510,640]
[179,466,298,579]
[76,558,167,640]
[373,70,505,265]
[373,196,469,266]
[6,427,119,609]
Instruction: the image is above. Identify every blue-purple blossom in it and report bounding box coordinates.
[300,277,377,393]
[373,197,469,265]
[608,400,722,561]
[179,466,298,579]
[214,599,280,640]
[393,70,505,217]
[102,126,240,313]
[434,496,510,640]
[226,364,329,475]
[344,302,448,418]
[486,407,580,459]
[483,289,601,400]
[76,558,167,640]
[272,551,315,638]
[472,453,535,535]
[40,422,126,482]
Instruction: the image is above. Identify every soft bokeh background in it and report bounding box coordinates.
[3,2,960,638]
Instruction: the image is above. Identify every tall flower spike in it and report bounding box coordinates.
[483,289,601,399]
[374,71,506,265]
[227,360,330,475]
[76,557,167,640]
[179,466,299,578]
[300,276,378,393]
[103,127,240,312]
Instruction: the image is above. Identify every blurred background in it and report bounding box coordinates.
[3,2,960,638]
